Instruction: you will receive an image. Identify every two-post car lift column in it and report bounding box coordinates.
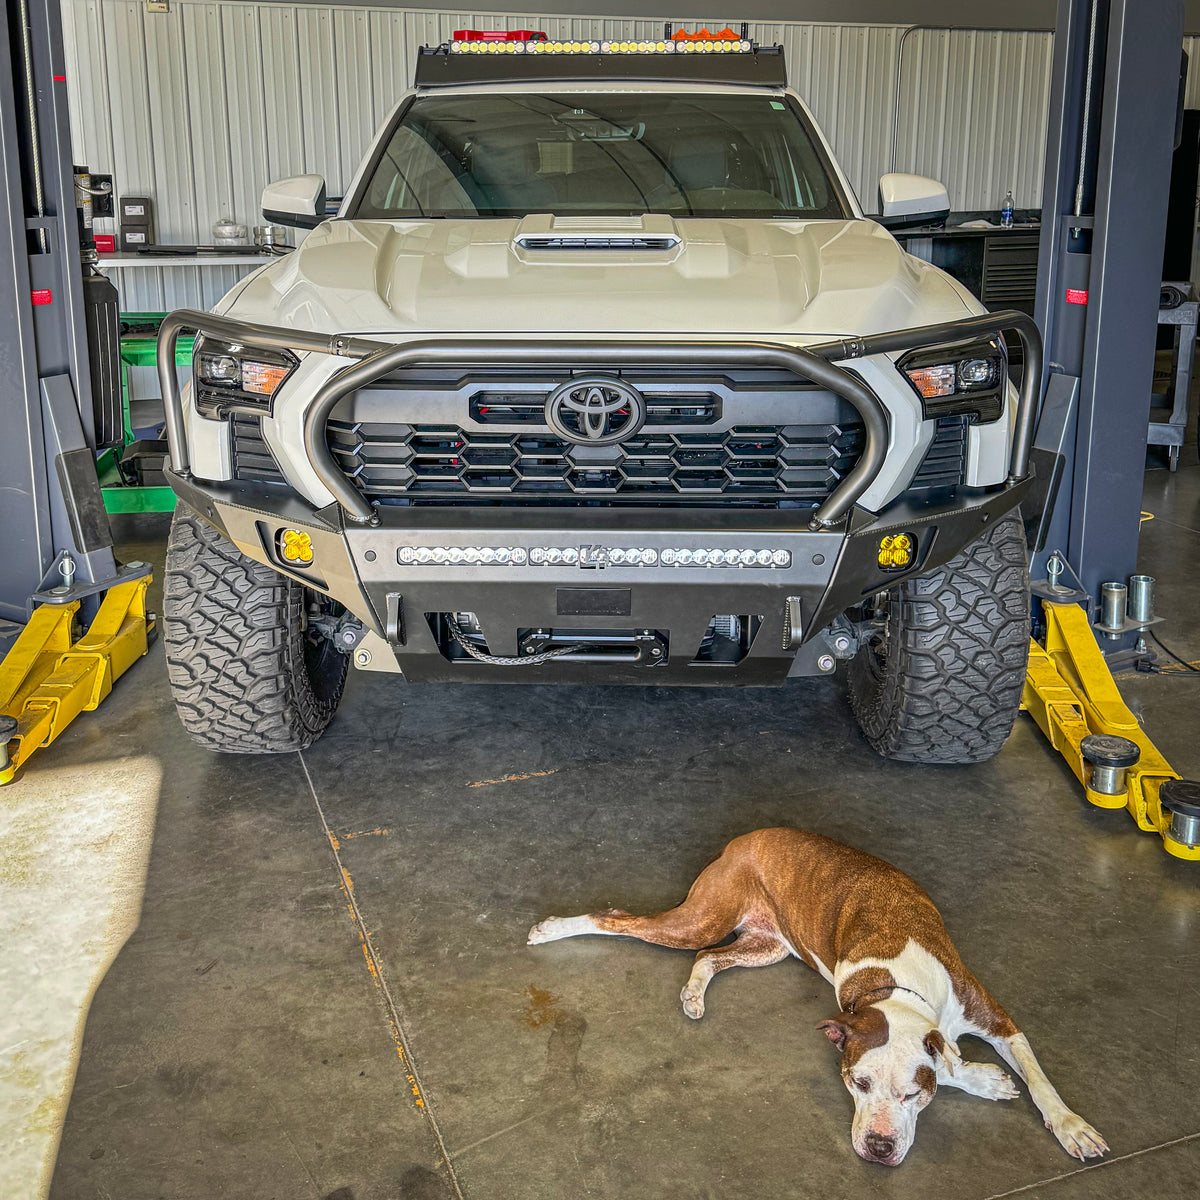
[1023,0,1200,860]
[0,0,150,782]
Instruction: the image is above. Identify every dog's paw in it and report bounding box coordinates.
[971,1063,1021,1101]
[527,918,559,945]
[1048,1111,1108,1160]
[527,915,593,945]
[680,983,706,1020]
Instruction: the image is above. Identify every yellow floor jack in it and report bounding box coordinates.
[1021,560,1200,862]
[0,567,154,786]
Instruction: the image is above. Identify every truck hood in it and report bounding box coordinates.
[222,214,978,340]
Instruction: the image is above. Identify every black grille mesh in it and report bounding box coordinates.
[227,396,971,507]
[326,420,866,508]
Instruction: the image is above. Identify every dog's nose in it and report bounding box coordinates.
[864,1132,896,1161]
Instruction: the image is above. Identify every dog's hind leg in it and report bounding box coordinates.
[528,844,753,949]
[680,931,788,1019]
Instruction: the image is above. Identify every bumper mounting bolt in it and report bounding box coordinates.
[354,648,372,667]
[817,654,835,673]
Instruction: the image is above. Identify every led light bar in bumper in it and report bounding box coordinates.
[396,545,791,568]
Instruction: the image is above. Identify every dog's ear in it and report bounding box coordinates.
[817,1017,852,1052]
[924,1028,962,1074]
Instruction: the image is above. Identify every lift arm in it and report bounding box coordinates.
[0,577,152,785]
[1021,601,1194,860]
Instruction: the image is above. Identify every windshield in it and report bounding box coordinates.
[352,91,849,220]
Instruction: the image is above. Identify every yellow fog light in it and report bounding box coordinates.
[878,533,914,571]
[278,528,313,566]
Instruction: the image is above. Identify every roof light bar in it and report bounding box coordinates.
[416,26,784,88]
[447,37,754,55]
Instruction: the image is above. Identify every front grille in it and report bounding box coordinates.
[327,420,866,508]
[324,365,867,509]
[230,414,285,484]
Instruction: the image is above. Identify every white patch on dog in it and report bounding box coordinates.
[527,915,611,944]
[841,998,939,1165]
[833,940,958,1028]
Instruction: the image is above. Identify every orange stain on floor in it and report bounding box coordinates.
[467,769,558,789]
[522,984,564,1029]
[322,825,423,1108]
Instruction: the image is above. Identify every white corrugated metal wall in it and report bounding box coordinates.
[61,2,1060,311]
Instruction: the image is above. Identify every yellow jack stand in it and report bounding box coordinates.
[1021,599,1196,861]
[0,575,153,785]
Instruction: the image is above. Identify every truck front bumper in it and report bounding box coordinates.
[167,468,1032,686]
[160,308,1040,685]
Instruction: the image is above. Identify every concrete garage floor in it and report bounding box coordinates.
[35,461,1200,1200]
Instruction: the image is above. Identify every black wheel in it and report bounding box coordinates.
[162,504,348,753]
[846,510,1030,764]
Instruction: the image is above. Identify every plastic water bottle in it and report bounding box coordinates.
[1001,189,1015,229]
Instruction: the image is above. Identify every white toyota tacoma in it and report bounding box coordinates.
[157,33,1040,763]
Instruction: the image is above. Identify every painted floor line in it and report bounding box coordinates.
[447,1111,546,1160]
[297,752,466,1200]
[980,1129,1200,1199]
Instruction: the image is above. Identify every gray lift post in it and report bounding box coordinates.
[1031,0,1186,641]
[0,0,141,642]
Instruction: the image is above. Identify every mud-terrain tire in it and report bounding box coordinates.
[847,511,1030,764]
[163,504,348,753]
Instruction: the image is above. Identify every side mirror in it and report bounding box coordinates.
[878,173,950,229]
[262,174,327,230]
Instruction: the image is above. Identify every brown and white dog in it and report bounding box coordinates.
[527,827,1107,1166]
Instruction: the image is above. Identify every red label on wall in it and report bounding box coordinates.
[30,289,52,306]
[1065,288,1088,305]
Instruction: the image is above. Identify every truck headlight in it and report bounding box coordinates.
[194,337,299,414]
[898,335,1007,422]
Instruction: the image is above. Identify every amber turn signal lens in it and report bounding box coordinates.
[903,364,957,399]
[878,532,914,570]
[242,361,293,396]
[278,528,313,566]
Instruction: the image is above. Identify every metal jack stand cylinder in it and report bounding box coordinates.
[1160,780,1200,851]
[1098,583,1127,638]
[1128,575,1155,623]
[1081,733,1140,795]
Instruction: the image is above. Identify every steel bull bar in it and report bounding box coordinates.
[157,309,1042,529]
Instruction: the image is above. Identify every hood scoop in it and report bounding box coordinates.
[512,213,682,256]
[516,234,679,251]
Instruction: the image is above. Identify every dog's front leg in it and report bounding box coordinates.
[938,1057,1020,1101]
[987,1032,1108,1160]
[952,970,1107,1160]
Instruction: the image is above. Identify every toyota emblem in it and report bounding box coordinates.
[544,376,646,445]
